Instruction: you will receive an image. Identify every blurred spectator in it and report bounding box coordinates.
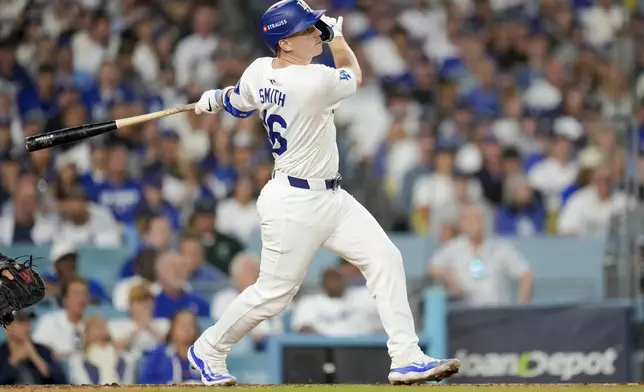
[399,132,434,215]
[33,277,89,358]
[215,174,260,243]
[82,61,135,124]
[0,310,67,385]
[211,252,281,347]
[54,185,121,248]
[173,4,219,88]
[429,171,491,237]
[560,146,605,206]
[137,309,202,384]
[188,196,245,275]
[527,131,579,215]
[68,314,136,384]
[581,0,627,48]
[138,174,181,231]
[119,213,173,278]
[43,241,109,305]
[112,247,158,312]
[179,230,227,299]
[336,257,366,287]
[109,284,170,359]
[85,143,143,228]
[291,268,382,336]
[0,172,56,245]
[557,164,630,237]
[17,63,57,118]
[71,10,120,75]
[428,204,533,307]
[152,251,210,319]
[411,147,458,233]
[495,174,546,236]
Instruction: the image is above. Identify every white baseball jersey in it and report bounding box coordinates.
[224,57,358,179]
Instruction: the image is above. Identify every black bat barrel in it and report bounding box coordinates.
[25,121,117,152]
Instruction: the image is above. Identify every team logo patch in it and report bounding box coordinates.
[339,70,352,81]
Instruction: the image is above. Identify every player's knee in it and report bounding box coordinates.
[252,281,300,304]
[382,245,405,276]
[383,244,403,265]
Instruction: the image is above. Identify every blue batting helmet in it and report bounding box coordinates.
[260,0,334,53]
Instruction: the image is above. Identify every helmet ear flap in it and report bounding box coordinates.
[315,19,334,42]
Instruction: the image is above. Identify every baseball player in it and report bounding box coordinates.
[187,0,461,386]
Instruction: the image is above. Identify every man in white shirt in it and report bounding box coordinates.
[173,4,219,88]
[557,165,629,237]
[291,267,381,336]
[54,185,121,248]
[71,11,119,75]
[528,133,579,213]
[428,204,533,307]
[581,0,627,48]
[215,174,260,243]
[32,277,89,358]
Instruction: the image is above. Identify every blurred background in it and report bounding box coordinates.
[0,0,644,386]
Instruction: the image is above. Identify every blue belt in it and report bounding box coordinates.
[272,171,342,190]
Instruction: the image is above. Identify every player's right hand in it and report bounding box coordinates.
[195,89,223,115]
[321,15,343,38]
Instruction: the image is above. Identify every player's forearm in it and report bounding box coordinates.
[329,37,362,85]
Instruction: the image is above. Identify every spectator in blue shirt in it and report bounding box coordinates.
[87,143,143,227]
[137,309,202,384]
[138,174,181,231]
[81,61,135,123]
[463,59,502,118]
[152,251,210,319]
[17,63,58,119]
[0,36,34,94]
[495,174,546,236]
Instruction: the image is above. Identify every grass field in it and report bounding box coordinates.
[3,385,644,392]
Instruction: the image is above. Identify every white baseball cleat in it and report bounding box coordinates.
[187,345,237,386]
[388,355,461,385]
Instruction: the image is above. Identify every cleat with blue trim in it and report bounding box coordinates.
[388,356,461,385]
[187,345,237,386]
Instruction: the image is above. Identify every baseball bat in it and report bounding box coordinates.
[24,103,197,152]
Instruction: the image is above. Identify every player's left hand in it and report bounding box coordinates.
[321,15,343,38]
[195,89,223,115]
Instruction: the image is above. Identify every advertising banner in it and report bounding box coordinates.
[448,306,634,383]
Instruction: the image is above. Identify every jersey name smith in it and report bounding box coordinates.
[259,87,286,107]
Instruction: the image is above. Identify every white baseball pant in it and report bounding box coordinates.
[193,171,425,368]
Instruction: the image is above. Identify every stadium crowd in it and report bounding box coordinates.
[0,0,643,385]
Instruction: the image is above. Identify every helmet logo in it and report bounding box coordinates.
[297,0,313,13]
[264,19,288,31]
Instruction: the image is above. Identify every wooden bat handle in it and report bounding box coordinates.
[115,103,196,128]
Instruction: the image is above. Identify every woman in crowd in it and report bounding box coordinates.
[137,309,202,384]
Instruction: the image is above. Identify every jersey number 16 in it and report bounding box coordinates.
[261,110,288,156]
